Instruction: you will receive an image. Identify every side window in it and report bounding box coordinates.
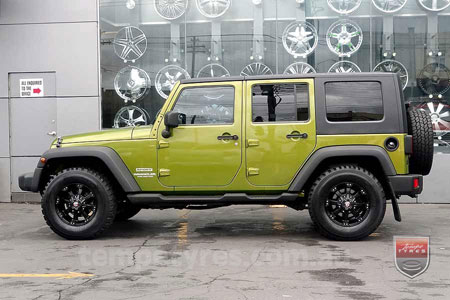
[252,83,309,123]
[172,86,235,125]
[325,82,384,122]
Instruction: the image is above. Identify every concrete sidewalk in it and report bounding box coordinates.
[0,203,449,300]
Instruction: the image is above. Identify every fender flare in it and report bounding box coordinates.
[38,146,141,192]
[288,145,397,192]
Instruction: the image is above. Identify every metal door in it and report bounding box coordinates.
[245,79,317,186]
[157,82,243,188]
[9,72,57,157]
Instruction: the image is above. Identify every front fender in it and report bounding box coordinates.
[26,146,141,193]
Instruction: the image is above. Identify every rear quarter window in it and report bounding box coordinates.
[325,81,384,122]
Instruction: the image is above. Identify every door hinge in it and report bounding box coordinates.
[247,139,260,147]
[158,140,169,149]
[159,169,170,177]
[247,167,260,176]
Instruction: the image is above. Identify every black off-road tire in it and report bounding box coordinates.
[408,109,434,175]
[41,168,117,240]
[115,200,141,221]
[308,165,386,241]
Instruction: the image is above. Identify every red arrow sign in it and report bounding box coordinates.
[33,88,41,94]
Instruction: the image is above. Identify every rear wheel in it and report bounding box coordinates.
[308,165,386,241]
[408,108,434,175]
[41,168,117,240]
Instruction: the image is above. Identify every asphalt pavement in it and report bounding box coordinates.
[0,203,449,300]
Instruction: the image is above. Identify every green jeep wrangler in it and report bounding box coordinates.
[19,73,433,241]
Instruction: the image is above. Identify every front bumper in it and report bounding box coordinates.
[388,174,423,197]
[18,168,43,192]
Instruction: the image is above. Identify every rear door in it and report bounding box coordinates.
[245,79,316,186]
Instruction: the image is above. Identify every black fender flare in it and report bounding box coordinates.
[288,145,397,192]
[37,146,141,193]
[288,145,401,221]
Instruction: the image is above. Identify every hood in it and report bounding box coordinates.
[58,127,134,145]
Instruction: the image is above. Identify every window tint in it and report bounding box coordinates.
[252,84,309,123]
[172,86,234,125]
[325,82,384,122]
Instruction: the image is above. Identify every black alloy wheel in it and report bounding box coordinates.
[324,182,370,227]
[41,168,117,240]
[55,183,98,226]
[308,165,386,241]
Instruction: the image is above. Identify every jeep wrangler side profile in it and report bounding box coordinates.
[19,73,434,240]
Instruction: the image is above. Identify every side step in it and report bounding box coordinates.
[127,192,299,206]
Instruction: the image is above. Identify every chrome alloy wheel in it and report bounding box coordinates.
[240,62,273,76]
[283,62,316,74]
[326,19,363,57]
[327,0,362,14]
[328,60,361,73]
[155,65,191,99]
[282,21,318,58]
[196,0,231,18]
[114,66,151,103]
[418,0,450,11]
[154,0,188,20]
[373,59,409,90]
[372,0,408,13]
[197,63,231,78]
[113,26,147,63]
[113,106,149,128]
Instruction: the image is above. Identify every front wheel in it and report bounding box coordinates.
[308,165,386,241]
[41,168,117,240]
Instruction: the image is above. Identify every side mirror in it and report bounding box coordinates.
[162,111,186,138]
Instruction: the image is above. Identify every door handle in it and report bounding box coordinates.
[217,134,239,141]
[47,131,57,137]
[286,132,308,139]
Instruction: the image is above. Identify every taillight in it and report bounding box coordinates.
[413,178,420,189]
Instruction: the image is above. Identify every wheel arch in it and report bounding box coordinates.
[289,146,397,194]
[38,147,140,194]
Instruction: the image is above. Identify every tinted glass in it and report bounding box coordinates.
[172,86,234,125]
[252,84,309,123]
[325,82,384,122]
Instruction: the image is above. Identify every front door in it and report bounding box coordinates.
[157,82,242,187]
[245,79,316,186]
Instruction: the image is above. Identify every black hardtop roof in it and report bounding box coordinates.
[180,72,396,84]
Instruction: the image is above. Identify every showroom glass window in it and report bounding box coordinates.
[100,0,450,153]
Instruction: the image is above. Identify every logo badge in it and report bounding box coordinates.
[394,236,430,278]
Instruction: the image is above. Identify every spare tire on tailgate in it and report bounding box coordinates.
[407,109,434,175]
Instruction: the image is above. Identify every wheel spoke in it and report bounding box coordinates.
[325,182,370,227]
[55,183,97,226]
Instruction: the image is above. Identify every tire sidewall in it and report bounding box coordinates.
[42,170,112,239]
[310,168,385,239]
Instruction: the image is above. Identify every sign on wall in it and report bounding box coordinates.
[20,78,44,97]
